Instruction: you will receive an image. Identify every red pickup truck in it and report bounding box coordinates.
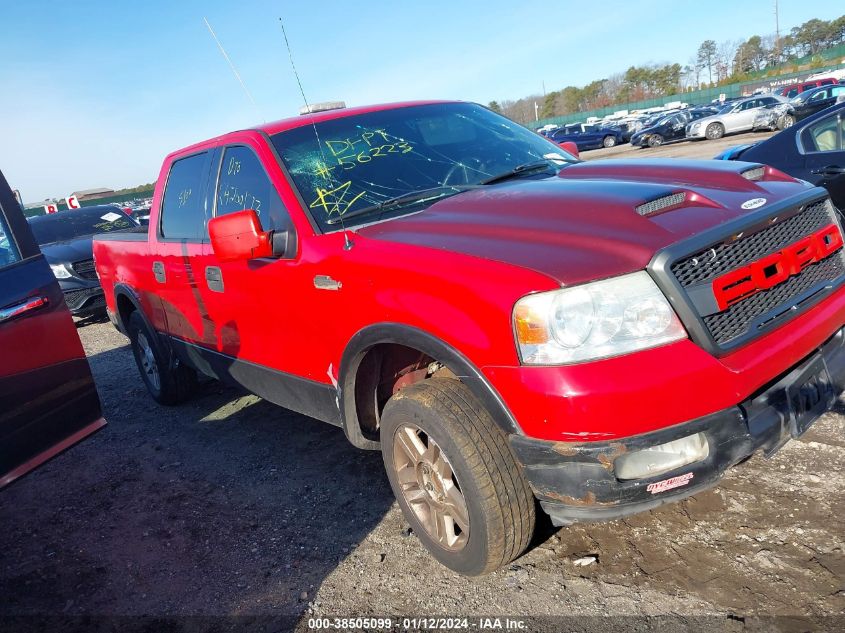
[94,101,845,575]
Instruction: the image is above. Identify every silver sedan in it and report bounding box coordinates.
[686,95,789,140]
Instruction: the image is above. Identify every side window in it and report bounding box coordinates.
[0,213,21,268]
[787,88,799,98]
[832,86,845,98]
[160,153,209,240]
[215,146,291,232]
[803,113,844,153]
[809,89,829,102]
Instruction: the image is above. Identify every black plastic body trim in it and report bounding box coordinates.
[339,323,522,450]
[511,325,845,526]
[168,337,341,427]
[648,189,837,356]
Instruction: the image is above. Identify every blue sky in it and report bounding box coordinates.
[2,1,842,201]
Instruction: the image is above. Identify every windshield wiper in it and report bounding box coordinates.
[325,186,474,226]
[479,160,559,185]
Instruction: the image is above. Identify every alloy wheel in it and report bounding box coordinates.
[392,423,470,551]
[136,331,161,391]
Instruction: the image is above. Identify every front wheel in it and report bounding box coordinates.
[128,311,197,405]
[647,134,664,147]
[381,378,536,576]
[602,135,617,148]
[705,122,725,140]
[779,114,795,130]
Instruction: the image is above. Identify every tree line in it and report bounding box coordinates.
[490,14,845,124]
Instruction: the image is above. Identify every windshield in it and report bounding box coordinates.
[792,90,818,104]
[28,206,137,244]
[270,102,576,231]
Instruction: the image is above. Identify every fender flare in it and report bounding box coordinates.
[339,323,523,450]
[112,283,149,333]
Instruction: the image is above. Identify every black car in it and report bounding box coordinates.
[0,169,104,488]
[630,108,717,147]
[714,102,845,210]
[27,205,140,317]
[788,83,845,123]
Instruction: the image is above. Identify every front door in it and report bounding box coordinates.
[0,170,104,488]
[800,109,845,210]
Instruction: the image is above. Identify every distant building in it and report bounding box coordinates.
[72,188,115,202]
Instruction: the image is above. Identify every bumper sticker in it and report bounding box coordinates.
[646,472,694,494]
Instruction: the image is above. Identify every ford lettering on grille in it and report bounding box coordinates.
[668,199,845,348]
[712,223,843,310]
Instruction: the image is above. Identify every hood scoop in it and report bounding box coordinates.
[636,192,687,216]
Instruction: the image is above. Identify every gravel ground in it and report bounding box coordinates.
[1,132,843,633]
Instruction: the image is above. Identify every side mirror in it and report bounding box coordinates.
[208,209,277,262]
[559,141,579,159]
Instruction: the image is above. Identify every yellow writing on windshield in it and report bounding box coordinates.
[323,129,413,170]
[309,181,364,217]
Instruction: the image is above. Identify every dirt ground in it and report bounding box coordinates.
[1,131,843,632]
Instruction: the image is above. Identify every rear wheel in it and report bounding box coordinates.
[705,122,725,140]
[647,134,664,147]
[128,311,197,405]
[381,378,535,576]
[602,135,617,148]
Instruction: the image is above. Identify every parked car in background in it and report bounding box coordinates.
[687,95,789,140]
[0,169,105,489]
[788,84,845,123]
[548,123,625,149]
[751,101,795,131]
[27,205,140,318]
[778,77,838,99]
[630,108,717,147]
[714,102,845,210]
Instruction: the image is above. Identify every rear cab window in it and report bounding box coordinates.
[159,152,211,241]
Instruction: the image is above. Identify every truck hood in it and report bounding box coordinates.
[356,159,813,286]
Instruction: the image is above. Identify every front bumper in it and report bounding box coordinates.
[510,327,845,525]
[58,280,106,316]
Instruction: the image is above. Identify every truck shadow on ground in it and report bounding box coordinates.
[0,344,397,620]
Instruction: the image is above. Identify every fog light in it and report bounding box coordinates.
[614,432,709,481]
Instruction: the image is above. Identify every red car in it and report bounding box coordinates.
[0,170,105,489]
[94,101,845,575]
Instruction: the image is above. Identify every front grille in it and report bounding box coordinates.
[671,200,833,286]
[668,199,845,348]
[72,259,98,280]
[703,254,844,344]
[63,287,103,310]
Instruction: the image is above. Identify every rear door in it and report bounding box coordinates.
[0,170,104,488]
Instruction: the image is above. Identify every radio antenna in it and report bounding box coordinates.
[203,17,264,123]
[278,17,353,250]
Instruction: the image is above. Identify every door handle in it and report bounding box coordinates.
[152,261,166,283]
[811,165,845,176]
[205,266,224,293]
[0,296,48,323]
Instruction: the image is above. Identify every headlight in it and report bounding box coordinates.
[690,122,701,132]
[513,271,686,365]
[50,263,72,279]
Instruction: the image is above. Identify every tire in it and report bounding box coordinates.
[779,114,795,130]
[705,122,724,140]
[602,135,617,148]
[380,378,536,576]
[647,134,664,147]
[128,311,197,405]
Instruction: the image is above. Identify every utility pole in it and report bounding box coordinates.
[774,0,781,64]
[534,101,539,122]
